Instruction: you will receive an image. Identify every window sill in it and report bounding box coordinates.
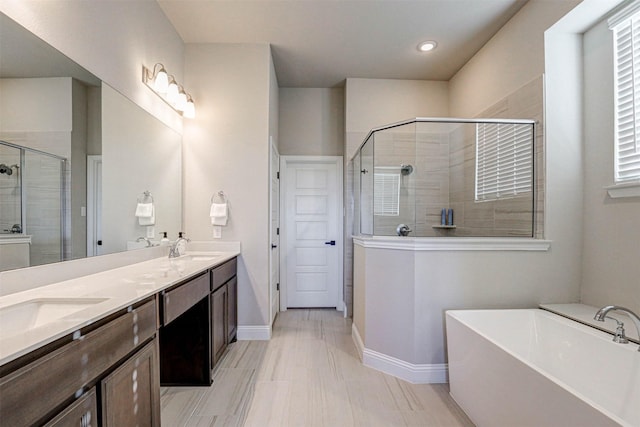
[605,181,640,199]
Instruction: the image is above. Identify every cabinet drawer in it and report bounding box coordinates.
[212,257,237,290]
[44,388,97,427]
[0,300,156,426]
[162,272,209,325]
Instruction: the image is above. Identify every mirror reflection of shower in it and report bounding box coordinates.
[0,140,66,271]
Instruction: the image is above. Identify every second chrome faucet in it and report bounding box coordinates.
[594,305,640,352]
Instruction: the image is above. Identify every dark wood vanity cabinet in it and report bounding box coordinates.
[211,283,228,367]
[210,257,238,369]
[101,340,161,427]
[0,298,159,427]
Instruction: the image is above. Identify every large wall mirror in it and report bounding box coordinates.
[0,12,182,272]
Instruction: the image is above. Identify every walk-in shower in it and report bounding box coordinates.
[0,140,66,270]
[351,118,539,238]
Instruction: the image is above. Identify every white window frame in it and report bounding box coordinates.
[610,2,640,191]
[475,122,533,202]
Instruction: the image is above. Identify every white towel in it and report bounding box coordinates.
[135,203,153,217]
[210,203,228,226]
[137,203,155,226]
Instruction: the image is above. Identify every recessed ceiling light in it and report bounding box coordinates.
[417,41,438,52]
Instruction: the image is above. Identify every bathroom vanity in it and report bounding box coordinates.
[0,246,239,426]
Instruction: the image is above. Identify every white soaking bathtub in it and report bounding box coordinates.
[446,309,640,427]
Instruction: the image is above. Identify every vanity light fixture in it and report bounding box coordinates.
[142,63,195,118]
[417,41,438,52]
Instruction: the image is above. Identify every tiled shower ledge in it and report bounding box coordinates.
[352,236,551,251]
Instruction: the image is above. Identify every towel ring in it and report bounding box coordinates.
[211,190,226,204]
[138,190,154,204]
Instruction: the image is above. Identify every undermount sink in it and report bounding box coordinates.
[176,254,222,262]
[0,297,108,338]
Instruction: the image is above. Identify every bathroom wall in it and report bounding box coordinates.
[345,78,449,159]
[449,0,581,118]
[279,88,344,156]
[0,1,184,133]
[183,43,274,330]
[581,17,640,313]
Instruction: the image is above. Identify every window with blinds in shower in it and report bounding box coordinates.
[475,122,533,202]
[610,3,640,183]
[373,172,400,216]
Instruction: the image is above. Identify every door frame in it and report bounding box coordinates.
[279,155,344,312]
[269,139,280,326]
[87,155,102,256]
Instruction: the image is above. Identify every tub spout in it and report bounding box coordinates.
[594,305,640,351]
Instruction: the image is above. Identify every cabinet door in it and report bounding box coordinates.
[101,340,160,427]
[211,284,228,367]
[227,277,237,343]
[44,388,97,427]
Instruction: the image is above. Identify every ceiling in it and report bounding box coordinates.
[158,0,529,88]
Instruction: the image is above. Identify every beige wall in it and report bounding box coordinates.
[345,78,449,159]
[279,88,344,156]
[183,43,273,327]
[449,0,581,117]
[581,18,640,313]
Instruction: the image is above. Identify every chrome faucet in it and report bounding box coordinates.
[594,305,640,351]
[168,232,190,258]
[136,236,152,247]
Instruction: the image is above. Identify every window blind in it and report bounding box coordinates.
[611,4,640,183]
[475,123,533,201]
[374,173,400,216]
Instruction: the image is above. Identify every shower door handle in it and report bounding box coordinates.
[324,240,335,246]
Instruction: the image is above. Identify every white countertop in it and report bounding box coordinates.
[0,249,239,365]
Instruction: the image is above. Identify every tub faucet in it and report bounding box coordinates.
[168,232,190,258]
[594,305,640,351]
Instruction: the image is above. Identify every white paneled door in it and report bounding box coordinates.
[281,157,343,309]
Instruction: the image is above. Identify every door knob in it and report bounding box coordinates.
[324,240,336,246]
[271,244,278,249]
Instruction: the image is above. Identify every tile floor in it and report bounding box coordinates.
[161,309,474,426]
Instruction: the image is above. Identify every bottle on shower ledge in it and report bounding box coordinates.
[447,208,454,226]
[441,208,446,226]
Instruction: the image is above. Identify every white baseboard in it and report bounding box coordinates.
[351,324,447,384]
[237,325,271,340]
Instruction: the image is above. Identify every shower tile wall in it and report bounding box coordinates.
[372,130,451,237]
[415,131,451,236]
[448,76,544,238]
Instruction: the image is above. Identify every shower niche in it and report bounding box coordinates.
[351,118,539,238]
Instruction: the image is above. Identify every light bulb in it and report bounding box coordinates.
[153,67,169,93]
[167,81,179,104]
[176,90,187,111]
[184,97,195,118]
